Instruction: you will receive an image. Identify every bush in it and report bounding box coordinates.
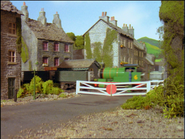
[59,93,67,98]
[17,88,24,98]
[51,87,63,95]
[121,85,184,118]
[29,75,43,94]
[42,80,53,94]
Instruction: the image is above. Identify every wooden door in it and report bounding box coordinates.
[8,78,15,99]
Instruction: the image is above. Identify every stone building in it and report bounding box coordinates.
[1,1,22,99]
[21,2,74,71]
[83,12,148,68]
[83,12,155,80]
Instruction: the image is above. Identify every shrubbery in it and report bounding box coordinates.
[17,76,63,98]
[121,85,184,118]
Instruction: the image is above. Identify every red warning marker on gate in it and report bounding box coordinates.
[106,84,117,95]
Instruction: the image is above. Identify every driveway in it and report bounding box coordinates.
[1,94,132,138]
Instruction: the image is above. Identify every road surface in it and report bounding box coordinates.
[1,94,132,138]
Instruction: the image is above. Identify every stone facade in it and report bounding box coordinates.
[83,12,155,80]
[21,2,74,71]
[83,12,149,68]
[1,2,22,99]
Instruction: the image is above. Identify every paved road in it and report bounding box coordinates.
[1,94,132,138]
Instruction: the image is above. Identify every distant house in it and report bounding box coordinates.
[21,2,74,71]
[83,12,155,80]
[1,1,22,99]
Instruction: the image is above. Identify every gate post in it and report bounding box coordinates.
[76,80,80,95]
[14,89,18,102]
[146,81,151,93]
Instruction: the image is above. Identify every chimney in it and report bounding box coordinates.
[21,2,29,22]
[102,12,104,16]
[99,11,109,23]
[37,8,47,26]
[128,24,134,37]
[110,16,117,26]
[52,11,62,28]
[122,23,128,33]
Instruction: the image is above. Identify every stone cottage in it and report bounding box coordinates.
[83,12,147,67]
[21,2,74,71]
[1,1,22,99]
[83,12,155,80]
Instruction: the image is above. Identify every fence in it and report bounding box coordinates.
[76,80,164,96]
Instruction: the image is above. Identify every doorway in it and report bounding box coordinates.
[8,78,15,99]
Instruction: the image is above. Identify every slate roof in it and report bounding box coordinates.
[83,19,134,39]
[58,59,100,69]
[133,39,146,51]
[26,18,74,43]
[1,1,22,14]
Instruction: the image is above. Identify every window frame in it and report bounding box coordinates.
[42,57,48,66]
[8,22,16,35]
[8,50,16,64]
[54,57,59,66]
[54,42,59,52]
[43,42,48,51]
[64,44,70,52]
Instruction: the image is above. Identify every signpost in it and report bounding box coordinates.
[106,84,117,96]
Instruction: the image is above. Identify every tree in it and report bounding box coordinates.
[75,35,84,49]
[66,32,76,42]
[159,1,184,96]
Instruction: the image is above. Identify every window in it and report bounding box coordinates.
[54,57,59,66]
[54,42,59,51]
[131,42,133,49]
[8,51,16,63]
[8,23,16,34]
[43,42,48,51]
[64,44,70,52]
[124,40,126,47]
[43,57,48,65]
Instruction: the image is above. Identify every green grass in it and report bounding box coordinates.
[144,42,162,58]
[137,36,163,48]
[155,59,162,62]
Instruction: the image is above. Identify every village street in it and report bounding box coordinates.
[1,94,132,138]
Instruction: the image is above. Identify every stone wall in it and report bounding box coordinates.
[21,19,38,71]
[37,40,73,71]
[1,11,21,99]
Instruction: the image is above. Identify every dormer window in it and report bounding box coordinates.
[43,42,48,51]
[54,42,59,51]
[8,23,16,35]
[64,44,70,52]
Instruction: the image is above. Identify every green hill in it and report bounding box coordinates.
[137,36,162,48]
[144,42,162,58]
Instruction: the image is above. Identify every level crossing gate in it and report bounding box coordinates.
[76,80,164,96]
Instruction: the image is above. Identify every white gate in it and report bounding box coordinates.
[76,80,164,96]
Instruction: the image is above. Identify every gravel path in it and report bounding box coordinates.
[1,94,184,139]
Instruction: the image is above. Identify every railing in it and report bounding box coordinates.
[76,80,164,96]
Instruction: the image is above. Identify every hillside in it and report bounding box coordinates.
[137,37,162,58]
[137,37,162,48]
[145,42,162,58]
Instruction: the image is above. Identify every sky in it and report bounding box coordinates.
[11,1,163,40]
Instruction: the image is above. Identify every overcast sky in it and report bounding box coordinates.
[11,1,163,40]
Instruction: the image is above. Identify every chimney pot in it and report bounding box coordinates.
[105,12,107,16]
[56,11,58,14]
[41,8,44,11]
[23,2,26,6]
[102,12,104,16]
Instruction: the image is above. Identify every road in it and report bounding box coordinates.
[1,94,132,138]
